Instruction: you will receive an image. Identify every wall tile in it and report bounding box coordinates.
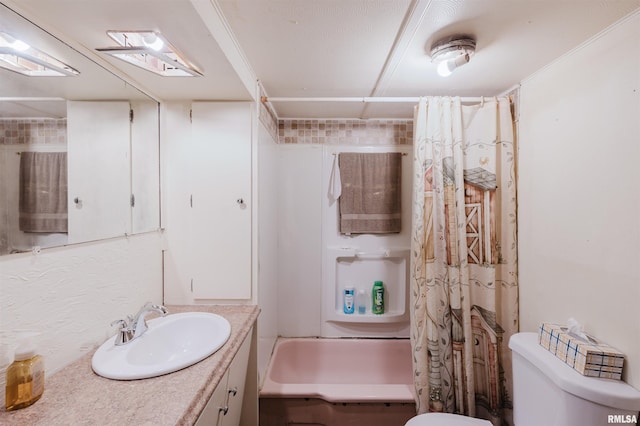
[0,119,67,145]
[278,119,413,145]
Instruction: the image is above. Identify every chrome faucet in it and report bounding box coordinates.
[131,302,169,339]
[111,302,169,346]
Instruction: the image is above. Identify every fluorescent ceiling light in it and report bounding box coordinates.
[97,31,201,77]
[3,33,30,51]
[0,31,80,77]
[142,34,164,51]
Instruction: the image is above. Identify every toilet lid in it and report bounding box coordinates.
[405,413,493,426]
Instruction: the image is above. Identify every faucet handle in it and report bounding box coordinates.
[111,318,134,346]
[110,318,128,328]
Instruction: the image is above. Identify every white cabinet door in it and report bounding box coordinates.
[189,102,252,300]
[195,369,228,426]
[67,101,131,243]
[194,330,253,426]
[220,332,252,426]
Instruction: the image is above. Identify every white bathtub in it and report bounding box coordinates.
[260,337,415,403]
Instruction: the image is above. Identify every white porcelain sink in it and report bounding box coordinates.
[92,312,231,380]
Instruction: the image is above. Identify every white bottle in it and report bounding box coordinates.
[356,289,367,314]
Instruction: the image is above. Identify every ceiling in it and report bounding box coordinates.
[2,0,640,119]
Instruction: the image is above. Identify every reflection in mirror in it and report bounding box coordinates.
[0,4,160,255]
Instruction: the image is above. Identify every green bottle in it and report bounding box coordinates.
[372,281,384,314]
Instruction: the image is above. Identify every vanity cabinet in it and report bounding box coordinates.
[196,376,228,426]
[0,305,259,426]
[196,328,253,426]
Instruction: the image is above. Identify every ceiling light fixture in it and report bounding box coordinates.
[142,33,164,52]
[2,33,30,51]
[430,36,476,77]
[97,31,201,77]
[0,31,80,77]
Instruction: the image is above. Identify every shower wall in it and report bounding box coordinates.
[275,119,413,338]
[257,99,280,380]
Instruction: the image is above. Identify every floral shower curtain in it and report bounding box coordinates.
[410,97,518,425]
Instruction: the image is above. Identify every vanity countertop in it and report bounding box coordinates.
[0,304,260,426]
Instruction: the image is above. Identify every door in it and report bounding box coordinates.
[67,101,131,243]
[190,102,252,300]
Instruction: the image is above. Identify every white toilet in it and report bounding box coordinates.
[405,332,640,425]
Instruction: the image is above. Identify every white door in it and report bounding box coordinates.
[190,102,252,300]
[67,101,131,243]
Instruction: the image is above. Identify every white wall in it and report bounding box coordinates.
[276,145,324,337]
[0,233,163,405]
[518,10,640,388]
[257,121,279,381]
[161,102,196,304]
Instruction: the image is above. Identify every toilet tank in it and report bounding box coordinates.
[509,333,640,426]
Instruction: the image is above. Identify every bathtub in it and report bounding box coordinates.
[260,338,416,426]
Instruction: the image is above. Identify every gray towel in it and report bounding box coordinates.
[338,152,401,234]
[19,152,68,233]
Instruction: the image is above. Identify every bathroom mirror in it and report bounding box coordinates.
[0,3,160,255]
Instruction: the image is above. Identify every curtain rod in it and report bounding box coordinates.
[261,96,490,103]
[332,152,407,156]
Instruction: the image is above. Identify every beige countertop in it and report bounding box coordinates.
[0,304,260,426]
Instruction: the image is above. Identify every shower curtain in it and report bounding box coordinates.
[409,97,518,425]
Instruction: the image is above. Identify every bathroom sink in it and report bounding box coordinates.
[92,312,231,380]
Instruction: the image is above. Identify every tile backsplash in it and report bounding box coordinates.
[278,119,413,145]
[0,119,67,145]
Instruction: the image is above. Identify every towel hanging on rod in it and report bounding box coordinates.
[338,152,402,235]
[19,152,68,233]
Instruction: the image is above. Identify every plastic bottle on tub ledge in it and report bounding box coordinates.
[372,281,384,314]
[356,289,367,314]
[343,287,355,314]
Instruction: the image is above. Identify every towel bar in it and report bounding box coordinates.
[355,251,390,259]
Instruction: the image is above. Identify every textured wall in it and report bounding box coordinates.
[0,232,163,406]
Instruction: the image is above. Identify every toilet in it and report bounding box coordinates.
[405,332,640,425]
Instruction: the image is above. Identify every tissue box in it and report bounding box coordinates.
[538,323,625,380]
